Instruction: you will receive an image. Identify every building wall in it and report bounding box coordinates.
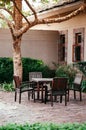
[0,12,86,68]
[56,13,86,64]
[22,30,58,68]
[0,29,58,68]
[0,29,13,57]
[31,13,86,64]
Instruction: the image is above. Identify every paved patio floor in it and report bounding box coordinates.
[0,91,86,126]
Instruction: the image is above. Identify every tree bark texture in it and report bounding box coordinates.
[13,37,22,81]
[13,0,23,81]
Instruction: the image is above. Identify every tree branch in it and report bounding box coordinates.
[0,13,15,38]
[38,5,86,24]
[11,4,86,38]
[0,7,13,17]
[11,0,30,25]
[24,0,38,22]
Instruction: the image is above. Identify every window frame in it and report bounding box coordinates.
[72,28,84,62]
[58,30,68,64]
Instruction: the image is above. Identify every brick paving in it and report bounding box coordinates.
[0,91,86,126]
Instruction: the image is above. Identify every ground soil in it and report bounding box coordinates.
[0,90,86,126]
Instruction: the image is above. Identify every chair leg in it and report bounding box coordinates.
[60,96,62,103]
[41,86,44,103]
[28,92,30,100]
[33,91,35,102]
[19,92,21,104]
[65,94,67,106]
[15,89,17,102]
[54,96,57,101]
[37,88,40,100]
[74,90,76,99]
[32,91,34,99]
[67,89,69,101]
[44,86,48,104]
[51,95,53,106]
[80,91,82,101]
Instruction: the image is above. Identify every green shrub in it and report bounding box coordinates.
[73,62,86,92]
[55,63,86,92]
[0,82,14,91]
[22,58,55,81]
[0,57,55,83]
[55,64,79,84]
[73,61,86,76]
[82,80,86,92]
[0,122,86,130]
[0,58,13,83]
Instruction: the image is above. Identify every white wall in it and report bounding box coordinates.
[22,30,58,68]
[0,29,58,68]
[0,29,12,57]
[0,12,86,67]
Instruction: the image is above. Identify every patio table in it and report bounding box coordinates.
[32,78,53,103]
[32,78,53,83]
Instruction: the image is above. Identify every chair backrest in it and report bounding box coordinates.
[13,75,21,88]
[74,74,83,85]
[52,77,68,91]
[29,72,42,81]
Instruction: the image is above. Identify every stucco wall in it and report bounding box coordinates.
[22,30,58,67]
[31,13,86,64]
[0,12,86,67]
[0,29,13,57]
[0,29,58,68]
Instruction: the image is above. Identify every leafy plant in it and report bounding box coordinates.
[0,58,13,83]
[0,57,55,83]
[55,64,80,84]
[22,58,55,81]
[0,122,86,130]
[74,61,86,76]
[1,82,14,91]
[82,80,86,92]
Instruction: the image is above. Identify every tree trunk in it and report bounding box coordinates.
[13,0,23,81]
[13,36,22,81]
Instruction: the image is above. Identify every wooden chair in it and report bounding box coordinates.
[68,73,83,101]
[13,75,35,103]
[45,77,68,106]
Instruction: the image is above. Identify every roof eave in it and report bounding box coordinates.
[37,1,83,19]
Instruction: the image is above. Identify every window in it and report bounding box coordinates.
[60,34,65,61]
[72,28,84,62]
[60,34,65,44]
[58,30,68,64]
[73,44,81,62]
[73,33,82,62]
[76,33,82,44]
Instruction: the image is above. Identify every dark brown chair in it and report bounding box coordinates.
[13,75,35,103]
[68,73,83,101]
[45,77,68,106]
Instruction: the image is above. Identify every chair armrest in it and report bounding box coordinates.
[20,81,35,89]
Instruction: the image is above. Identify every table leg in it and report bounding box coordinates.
[44,85,48,104]
[37,83,40,100]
